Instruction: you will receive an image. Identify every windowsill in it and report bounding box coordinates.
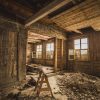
[33,58,53,60]
[45,59,53,60]
[33,58,43,60]
[68,60,90,62]
[74,60,89,62]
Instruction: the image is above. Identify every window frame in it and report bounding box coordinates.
[74,38,89,61]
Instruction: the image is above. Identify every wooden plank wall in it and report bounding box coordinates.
[26,43,34,64]
[67,28,100,76]
[51,0,100,32]
[27,38,67,70]
[57,39,67,70]
[0,18,27,87]
[32,38,55,66]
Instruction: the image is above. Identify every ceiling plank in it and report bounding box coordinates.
[25,0,72,27]
[0,5,25,24]
[0,0,33,18]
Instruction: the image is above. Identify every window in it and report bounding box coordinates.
[74,38,88,60]
[36,45,42,59]
[68,49,74,60]
[46,43,54,59]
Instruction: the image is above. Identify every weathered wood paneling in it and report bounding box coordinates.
[0,18,27,87]
[17,28,27,81]
[51,0,100,32]
[0,29,17,85]
[29,22,67,40]
[28,38,67,70]
[32,39,55,66]
[67,28,100,76]
[26,43,34,64]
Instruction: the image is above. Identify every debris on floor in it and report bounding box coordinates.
[22,76,36,90]
[57,72,100,100]
[26,64,39,74]
[1,71,100,100]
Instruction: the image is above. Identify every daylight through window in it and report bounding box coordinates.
[36,45,42,59]
[74,38,88,60]
[46,43,54,59]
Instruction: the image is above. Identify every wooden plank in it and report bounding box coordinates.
[0,0,33,18]
[54,37,58,72]
[25,0,72,27]
[61,39,64,70]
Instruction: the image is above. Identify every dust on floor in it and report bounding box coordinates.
[1,72,100,100]
[57,72,100,100]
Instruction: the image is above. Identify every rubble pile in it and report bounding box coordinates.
[22,77,37,90]
[57,73,100,100]
[26,64,39,74]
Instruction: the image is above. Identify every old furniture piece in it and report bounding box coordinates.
[35,67,55,97]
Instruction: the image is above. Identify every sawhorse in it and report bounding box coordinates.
[34,70,53,97]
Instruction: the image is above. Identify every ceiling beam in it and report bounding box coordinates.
[25,0,72,27]
[0,5,25,24]
[0,0,33,18]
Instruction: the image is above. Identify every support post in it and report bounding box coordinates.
[54,37,57,72]
[61,39,64,70]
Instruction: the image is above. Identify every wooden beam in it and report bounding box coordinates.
[54,37,58,72]
[0,0,33,18]
[61,39,64,70]
[0,5,25,24]
[25,0,72,27]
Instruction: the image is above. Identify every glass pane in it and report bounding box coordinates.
[37,45,42,51]
[46,51,53,59]
[75,50,81,60]
[81,38,87,44]
[69,49,74,55]
[74,39,80,44]
[50,55,53,59]
[46,44,50,51]
[40,46,42,51]
[81,50,88,54]
[75,44,80,49]
[81,50,88,60]
[40,45,42,48]
[51,43,54,51]
[81,43,88,49]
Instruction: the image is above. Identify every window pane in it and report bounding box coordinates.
[69,49,74,60]
[46,44,50,51]
[75,44,80,49]
[81,43,88,49]
[74,39,80,44]
[46,43,54,59]
[47,45,50,51]
[36,45,42,58]
[81,50,88,54]
[81,50,88,60]
[81,38,87,44]
[69,49,74,55]
[75,50,81,60]
[51,43,54,51]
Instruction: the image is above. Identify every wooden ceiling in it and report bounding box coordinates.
[0,0,53,23]
[28,31,52,43]
[39,0,100,33]
[0,0,100,33]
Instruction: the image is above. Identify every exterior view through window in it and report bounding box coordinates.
[36,45,42,59]
[46,43,54,59]
[74,38,88,60]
